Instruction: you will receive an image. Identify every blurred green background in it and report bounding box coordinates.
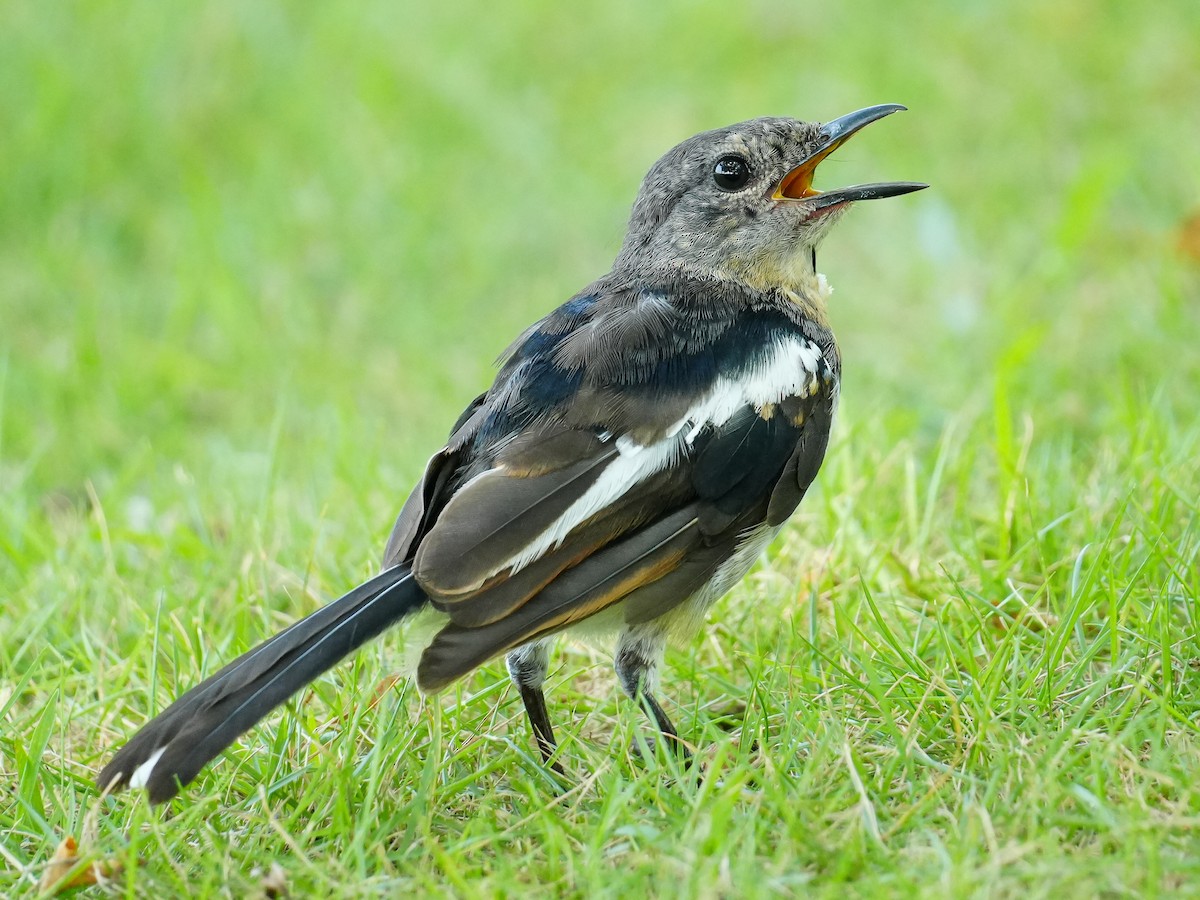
[3,1,1199,895]
[5,1,1195,504]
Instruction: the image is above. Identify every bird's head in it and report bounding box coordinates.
[616,104,927,295]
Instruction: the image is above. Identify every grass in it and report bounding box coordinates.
[3,0,1199,896]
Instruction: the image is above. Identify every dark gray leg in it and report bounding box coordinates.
[506,641,564,774]
[614,630,691,760]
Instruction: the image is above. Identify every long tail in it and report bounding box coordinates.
[98,565,426,804]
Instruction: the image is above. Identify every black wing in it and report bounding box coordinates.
[381,286,838,691]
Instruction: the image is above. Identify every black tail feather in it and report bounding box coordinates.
[98,565,425,803]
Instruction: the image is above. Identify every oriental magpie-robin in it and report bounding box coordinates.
[98,104,926,803]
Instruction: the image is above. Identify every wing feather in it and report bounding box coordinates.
[378,293,838,692]
[417,506,701,691]
[413,430,617,598]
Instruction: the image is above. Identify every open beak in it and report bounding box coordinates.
[774,104,928,210]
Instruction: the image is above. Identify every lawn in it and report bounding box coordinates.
[3,1,1199,896]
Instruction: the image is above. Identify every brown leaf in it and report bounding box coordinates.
[368,674,404,710]
[37,835,123,894]
[1178,211,1200,262]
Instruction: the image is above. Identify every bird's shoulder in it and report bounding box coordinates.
[381,272,839,573]
[481,271,838,443]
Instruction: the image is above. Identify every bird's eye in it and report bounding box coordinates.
[712,155,752,191]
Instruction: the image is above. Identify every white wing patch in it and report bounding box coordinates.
[683,337,822,441]
[496,335,824,578]
[127,746,167,790]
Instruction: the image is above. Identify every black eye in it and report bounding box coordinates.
[712,155,752,191]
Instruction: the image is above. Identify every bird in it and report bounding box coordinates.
[97,104,926,804]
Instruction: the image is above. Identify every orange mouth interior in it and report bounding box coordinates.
[773,136,851,200]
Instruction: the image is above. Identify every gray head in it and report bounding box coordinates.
[615,104,926,292]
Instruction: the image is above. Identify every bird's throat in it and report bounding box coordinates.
[722,248,834,327]
[782,271,833,330]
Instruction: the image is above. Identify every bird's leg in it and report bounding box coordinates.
[614,632,692,762]
[506,641,564,774]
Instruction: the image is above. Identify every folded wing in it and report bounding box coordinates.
[388,323,838,691]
